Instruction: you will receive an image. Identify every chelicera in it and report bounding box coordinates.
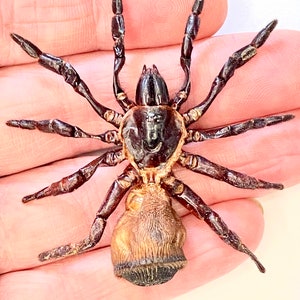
[7,0,293,286]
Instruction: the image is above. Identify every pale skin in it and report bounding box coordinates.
[0,0,300,299]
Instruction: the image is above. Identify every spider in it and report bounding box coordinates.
[6,0,293,287]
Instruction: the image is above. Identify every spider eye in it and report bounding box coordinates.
[135,65,170,106]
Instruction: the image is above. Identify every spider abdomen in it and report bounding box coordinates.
[111,184,187,286]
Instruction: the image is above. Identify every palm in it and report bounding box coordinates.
[1,0,300,299]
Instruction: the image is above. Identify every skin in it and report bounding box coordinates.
[0,0,300,299]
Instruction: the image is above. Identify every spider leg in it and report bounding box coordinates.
[185,114,294,143]
[112,0,136,111]
[10,33,123,128]
[179,150,283,190]
[38,165,139,261]
[22,148,124,203]
[183,20,278,126]
[172,0,204,109]
[162,175,266,273]
[6,119,121,145]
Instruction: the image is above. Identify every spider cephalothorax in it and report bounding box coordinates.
[135,65,171,106]
[7,0,293,286]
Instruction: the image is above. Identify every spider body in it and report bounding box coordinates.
[6,0,294,286]
[112,66,188,285]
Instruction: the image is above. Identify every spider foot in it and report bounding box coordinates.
[38,244,78,262]
[22,193,43,203]
[259,181,283,190]
[6,119,37,130]
[38,240,95,261]
[22,182,66,203]
[251,19,278,48]
[39,218,106,261]
[10,33,42,58]
[239,243,266,273]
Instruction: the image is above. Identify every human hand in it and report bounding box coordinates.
[1,0,300,299]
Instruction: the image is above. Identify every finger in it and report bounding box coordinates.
[0,198,264,298]
[1,0,226,66]
[1,30,299,175]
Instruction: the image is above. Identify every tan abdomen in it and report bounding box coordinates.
[111,184,187,286]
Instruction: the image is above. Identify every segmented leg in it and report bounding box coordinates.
[172,0,204,109]
[162,175,266,273]
[112,0,135,111]
[6,119,120,145]
[39,166,139,261]
[22,149,124,203]
[183,20,278,126]
[185,114,294,143]
[10,33,123,128]
[178,151,283,190]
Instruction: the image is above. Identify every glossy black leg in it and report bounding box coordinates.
[112,0,135,111]
[179,151,283,190]
[183,20,278,126]
[185,114,294,143]
[10,33,123,128]
[172,0,204,109]
[22,149,125,203]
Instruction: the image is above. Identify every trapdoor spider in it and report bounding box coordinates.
[6,0,293,286]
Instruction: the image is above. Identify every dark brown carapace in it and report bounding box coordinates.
[6,0,293,286]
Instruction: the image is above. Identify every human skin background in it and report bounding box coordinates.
[0,0,299,299]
